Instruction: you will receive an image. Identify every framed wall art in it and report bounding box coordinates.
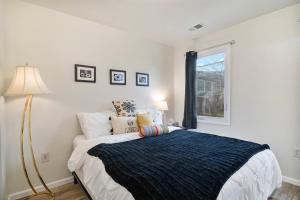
[110,69,126,85]
[75,64,96,83]
[136,72,149,86]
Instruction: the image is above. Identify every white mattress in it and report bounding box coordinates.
[68,129,282,200]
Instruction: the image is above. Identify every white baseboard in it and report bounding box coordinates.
[7,176,73,200]
[283,176,300,187]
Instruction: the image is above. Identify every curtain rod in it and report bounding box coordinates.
[197,40,235,52]
[184,40,235,56]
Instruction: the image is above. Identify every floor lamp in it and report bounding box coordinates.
[4,64,55,199]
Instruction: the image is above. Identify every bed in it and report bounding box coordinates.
[68,127,282,200]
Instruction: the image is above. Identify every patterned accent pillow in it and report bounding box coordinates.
[112,100,136,117]
[140,125,169,137]
[136,113,154,129]
[110,116,138,134]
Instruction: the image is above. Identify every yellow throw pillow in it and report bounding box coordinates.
[136,113,154,129]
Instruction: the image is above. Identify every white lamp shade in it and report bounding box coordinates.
[4,65,51,96]
[157,101,168,111]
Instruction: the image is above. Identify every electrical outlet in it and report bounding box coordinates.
[41,152,50,163]
[294,149,300,158]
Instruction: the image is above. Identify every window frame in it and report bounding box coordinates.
[196,44,231,126]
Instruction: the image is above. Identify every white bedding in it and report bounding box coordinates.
[73,135,87,149]
[68,129,282,200]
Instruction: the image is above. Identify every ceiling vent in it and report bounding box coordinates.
[189,24,204,31]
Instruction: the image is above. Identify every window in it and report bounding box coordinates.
[196,44,231,125]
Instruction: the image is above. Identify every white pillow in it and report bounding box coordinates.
[77,110,116,139]
[111,116,138,134]
[136,108,163,125]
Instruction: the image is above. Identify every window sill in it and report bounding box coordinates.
[197,118,230,126]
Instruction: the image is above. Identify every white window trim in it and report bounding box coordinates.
[196,44,231,126]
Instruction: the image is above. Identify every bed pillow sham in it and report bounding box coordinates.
[139,125,169,137]
[110,116,139,134]
[77,110,115,139]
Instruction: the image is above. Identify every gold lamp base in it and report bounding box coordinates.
[21,95,55,199]
[23,192,55,200]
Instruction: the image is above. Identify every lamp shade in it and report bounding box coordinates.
[157,101,168,111]
[4,65,51,96]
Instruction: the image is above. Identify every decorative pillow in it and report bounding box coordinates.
[112,100,136,117]
[77,110,116,139]
[136,108,163,125]
[139,125,169,137]
[110,116,139,134]
[136,113,154,129]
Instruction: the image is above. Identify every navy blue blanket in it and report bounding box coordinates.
[88,130,269,200]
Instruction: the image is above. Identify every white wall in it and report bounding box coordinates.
[0,96,6,200]
[174,4,300,180]
[0,0,4,94]
[3,0,174,195]
[0,0,7,199]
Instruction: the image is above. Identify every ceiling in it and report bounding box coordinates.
[24,0,300,46]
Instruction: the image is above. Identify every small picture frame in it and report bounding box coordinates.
[136,72,149,86]
[110,69,126,85]
[75,64,96,83]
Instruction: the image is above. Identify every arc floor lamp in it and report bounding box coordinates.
[5,64,55,199]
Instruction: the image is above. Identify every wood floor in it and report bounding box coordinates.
[19,181,300,200]
[269,182,300,200]
[18,183,88,200]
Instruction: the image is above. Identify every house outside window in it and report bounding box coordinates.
[196,44,231,125]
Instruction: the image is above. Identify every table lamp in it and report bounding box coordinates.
[4,64,54,199]
[157,101,168,125]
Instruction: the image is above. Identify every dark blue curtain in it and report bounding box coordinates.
[182,51,197,129]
